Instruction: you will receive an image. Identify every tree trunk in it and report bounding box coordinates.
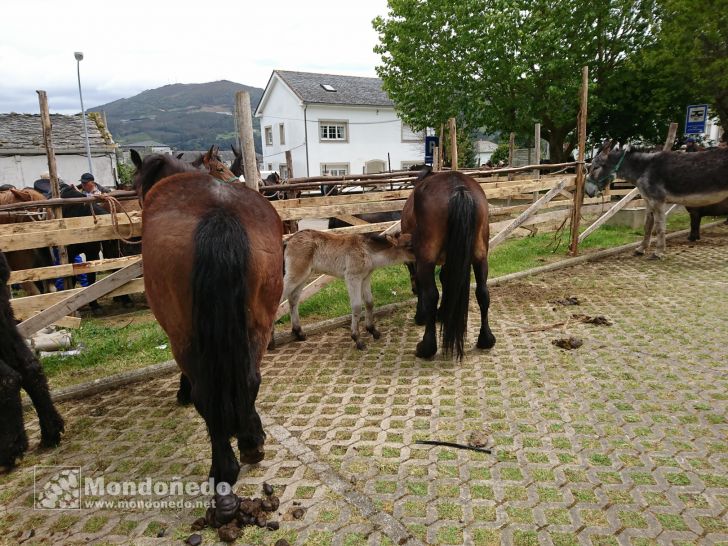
[546,129,571,163]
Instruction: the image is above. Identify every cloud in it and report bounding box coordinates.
[0,0,389,114]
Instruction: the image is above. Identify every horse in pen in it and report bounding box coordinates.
[131,149,284,489]
[586,141,728,258]
[401,166,497,360]
[280,229,413,350]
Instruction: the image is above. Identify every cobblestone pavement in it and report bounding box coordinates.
[2,225,728,546]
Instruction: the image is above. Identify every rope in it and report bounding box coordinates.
[95,194,141,245]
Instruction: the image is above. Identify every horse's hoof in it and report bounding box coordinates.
[40,415,65,448]
[240,447,265,465]
[477,332,496,350]
[366,326,381,339]
[355,340,366,350]
[292,329,307,341]
[633,248,645,256]
[415,341,436,359]
[267,338,276,351]
[647,253,662,260]
[414,313,426,326]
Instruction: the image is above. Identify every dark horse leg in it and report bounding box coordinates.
[415,261,439,358]
[473,259,496,349]
[16,347,64,448]
[0,359,27,468]
[176,373,192,406]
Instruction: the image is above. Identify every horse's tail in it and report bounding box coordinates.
[441,185,476,360]
[190,209,255,439]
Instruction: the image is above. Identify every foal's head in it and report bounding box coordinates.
[364,232,414,264]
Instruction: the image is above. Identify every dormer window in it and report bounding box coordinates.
[321,84,336,92]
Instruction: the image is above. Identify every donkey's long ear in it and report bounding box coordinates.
[598,139,614,155]
[131,149,143,169]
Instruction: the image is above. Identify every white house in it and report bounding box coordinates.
[0,113,118,188]
[254,70,425,179]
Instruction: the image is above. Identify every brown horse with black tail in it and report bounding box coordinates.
[401,167,496,360]
[131,149,283,489]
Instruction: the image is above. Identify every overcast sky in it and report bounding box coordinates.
[0,0,390,115]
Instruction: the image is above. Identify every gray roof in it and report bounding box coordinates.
[274,70,393,107]
[122,140,170,148]
[0,113,114,153]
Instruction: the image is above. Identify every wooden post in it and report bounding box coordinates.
[433,148,440,171]
[235,91,259,191]
[285,150,293,180]
[569,66,589,256]
[37,90,70,286]
[533,123,541,202]
[663,122,678,152]
[448,118,458,171]
[439,124,445,168]
[284,150,298,233]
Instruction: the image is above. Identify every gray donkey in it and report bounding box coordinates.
[586,141,728,258]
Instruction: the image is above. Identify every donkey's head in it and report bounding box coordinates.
[586,139,624,197]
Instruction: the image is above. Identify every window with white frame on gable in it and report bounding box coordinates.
[278,164,289,179]
[264,126,273,146]
[278,123,285,145]
[319,121,348,142]
[321,163,349,176]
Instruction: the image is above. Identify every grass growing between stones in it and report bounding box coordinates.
[39,213,693,389]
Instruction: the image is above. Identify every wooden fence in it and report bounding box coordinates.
[3,165,641,336]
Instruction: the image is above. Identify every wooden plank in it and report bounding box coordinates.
[578,188,640,243]
[0,212,141,235]
[277,199,407,221]
[271,189,412,210]
[489,178,569,248]
[54,316,83,329]
[8,256,141,284]
[332,214,369,226]
[15,261,144,336]
[11,278,145,321]
[0,221,142,252]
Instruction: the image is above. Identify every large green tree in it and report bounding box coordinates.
[374,0,659,161]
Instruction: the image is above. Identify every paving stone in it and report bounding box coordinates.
[2,225,727,545]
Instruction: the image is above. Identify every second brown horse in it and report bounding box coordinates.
[401,167,496,360]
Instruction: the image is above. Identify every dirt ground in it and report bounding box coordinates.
[2,224,727,545]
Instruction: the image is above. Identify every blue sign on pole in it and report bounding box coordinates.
[685,104,709,134]
[425,136,439,164]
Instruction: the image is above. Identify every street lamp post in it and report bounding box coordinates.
[74,51,93,175]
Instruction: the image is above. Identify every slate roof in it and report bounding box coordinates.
[0,113,114,153]
[274,70,393,107]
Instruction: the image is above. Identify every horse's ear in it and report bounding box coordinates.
[231,144,241,158]
[598,139,613,155]
[131,149,143,169]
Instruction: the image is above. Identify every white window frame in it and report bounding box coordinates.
[264,126,273,146]
[320,163,349,176]
[278,123,285,145]
[278,164,289,179]
[319,120,348,142]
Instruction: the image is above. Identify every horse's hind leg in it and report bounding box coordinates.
[0,359,28,468]
[287,284,307,341]
[473,259,496,349]
[345,275,366,350]
[362,275,381,341]
[415,261,439,358]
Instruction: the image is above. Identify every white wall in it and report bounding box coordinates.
[258,79,425,178]
[0,154,118,189]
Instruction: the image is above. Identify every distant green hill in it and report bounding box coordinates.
[90,80,264,153]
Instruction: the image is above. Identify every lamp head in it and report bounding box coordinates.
[74,51,84,61]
